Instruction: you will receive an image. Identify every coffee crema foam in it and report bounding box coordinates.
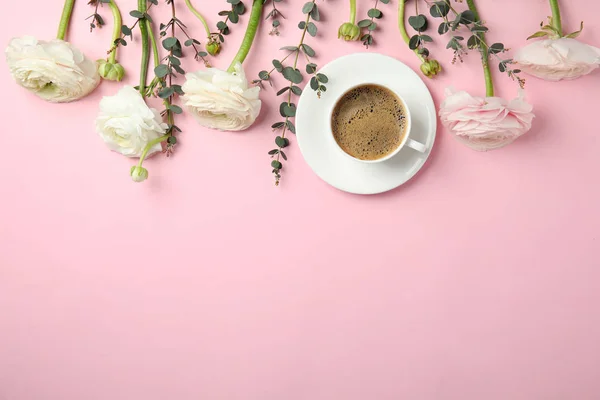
[331,84,407,161]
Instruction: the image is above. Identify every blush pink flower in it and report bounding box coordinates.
[439,88,535,151]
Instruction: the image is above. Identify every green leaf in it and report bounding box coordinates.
[310,76,319,90]
[307,22,318,36]
[430,1,450,18]
[272,59,283,72]
[282,67,303,84]
[311,4,320,21]
[279,102,296,117]
[499,62,506,73]
[275,136,288,148]
[276,86,290,96]
[197,51,208,57]
[217,21,228,30]
[268,149,279,155]
[380,0,390,3]
[259,70,270,80]
[154,64,170,78]
[421,34,433,42]
[438,22,449,35]
[471,25,489,33]
[167,136,177,144]
[121,25,132,36]
[286,120,296,134]
[527,30,549,40]
[129,10,144,19]
[302,2,314,14]
[298,21,306,29]
[409,35,420,50]
[184,38,200,46]
[280,151,287,161]
[271,160,282,169]
[564,21,584,39]
[316,73,328,83]
[280,46,299,51]
[158,87,175,99]
[234,2,245,15]
[169,56,181,66]
[358,19,372,28]
[367,8,382,19]
[306,63,317,74]
[459,10,476,24]
[418,47,429,57]
[368,22,377,31]
[229,11,239,23]
[291,86,302,95]
[271,122,285,129]
[227,0,241,4]
[302,44,315,57]
[409,14,427,31]
[489,42,504,54]
[467,35,478,49]
[170,105,183,114]
[162,37,178,49]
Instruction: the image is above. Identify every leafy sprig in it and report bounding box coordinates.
[87,0,110,32]
[358,0,389,48]
[427,0,525,88]
[254,0,327,186]
[265,0,285,35]
[107,0,158,55]
[211,0,246,49]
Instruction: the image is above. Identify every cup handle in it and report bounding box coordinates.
[405,138,427,153]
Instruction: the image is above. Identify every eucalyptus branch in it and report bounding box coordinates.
[427,0,524,89]
[211,0,246,54]
[358,0,389,48]
[107,0,157,56]
[254,0,327,186]
[86,0,109,32]
[265,0,285,35]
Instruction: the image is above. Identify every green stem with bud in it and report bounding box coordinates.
[57,0,76,40]
[138,0,150,96]
[549,0,563,35]
[228,0,264,72]
[184,0,211,38]
[137,135,169,169]
[108,0,122,63]
[465,0,494,97]
[349,0,357,24]
[398,0,425,62]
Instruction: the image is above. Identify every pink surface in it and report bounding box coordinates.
[1,0,600,399]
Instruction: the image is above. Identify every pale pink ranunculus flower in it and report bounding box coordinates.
[439,88,535,152]
[514,38,600,81]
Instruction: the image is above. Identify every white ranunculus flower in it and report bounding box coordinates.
[96,86,168,158]
[5,36,100,102]
[514,38,600,81]
[182,62,261,131]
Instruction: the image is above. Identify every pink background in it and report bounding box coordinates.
[2,0,600,399]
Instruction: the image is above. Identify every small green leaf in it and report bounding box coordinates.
[409,35,420,50]
[430,1,449,18]
[438,22,449,35]
[307,22,318,36]
[217,21,228,30]
[409,14,427,31]
[276,87,290,96]
[358,19,372,28]
[310,76,319,90]
[271,122,285,129]
[489,42,504,54]
[154,64,170,78]
[306,63,317,74]
[298,21,306,29]
[121,25,132,36]
[129,10,144,19]
[367,8,382,19]
[316,73,328,83]
[467,35,478,49]
[302,2,314,14]
[280,151,287,161]
[368,22,377,31]
[527,30,549,40]
[311,4,320,21]
[272,59,283,72]
[271,160,282,169]
[162,37,178,49]
[170,105,183,114]
[286,120,296,134]
[459,10,476,24]
[280,46,299,51]
[302,44,315,57]
[268,149,279,155]
[259,70,270,80]
[229,11,239,23]
[291,86,302,95]
[282,67,303,84]
[275,136,288,148]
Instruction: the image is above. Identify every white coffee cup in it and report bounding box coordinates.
[328,83,427,163]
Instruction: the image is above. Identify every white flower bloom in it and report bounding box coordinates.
[96,86,168,158]
[514,38,600,81]
[439,88,535,152]
[5,36,100,102]
[182,62,261,131]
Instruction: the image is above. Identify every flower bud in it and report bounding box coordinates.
[338,23,360,41]
[130,166,149,182]
[97,59,125,82]
[206,41,221,56]
[420,59,442,78]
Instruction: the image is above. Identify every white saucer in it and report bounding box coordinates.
[296,53,437,195]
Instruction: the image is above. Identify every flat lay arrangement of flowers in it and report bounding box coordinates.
[5,0,600,186]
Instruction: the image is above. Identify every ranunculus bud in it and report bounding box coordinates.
[97,59,125,82]
[420,59,442,78]
[338,23,360,41]
[206,41,221,56]
[130,166,149,182]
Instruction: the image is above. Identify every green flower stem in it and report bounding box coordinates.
[549,0,563,35]
[57,0,76,40]
[137,135,169,168]
[138,0,150,96]
[466,0,494,97]
[184,0,211,38]
[146,19,160,68]
[227,0,264,72]
[398,0,425,62]
[349,0,357,24]
[108,0,122,63]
